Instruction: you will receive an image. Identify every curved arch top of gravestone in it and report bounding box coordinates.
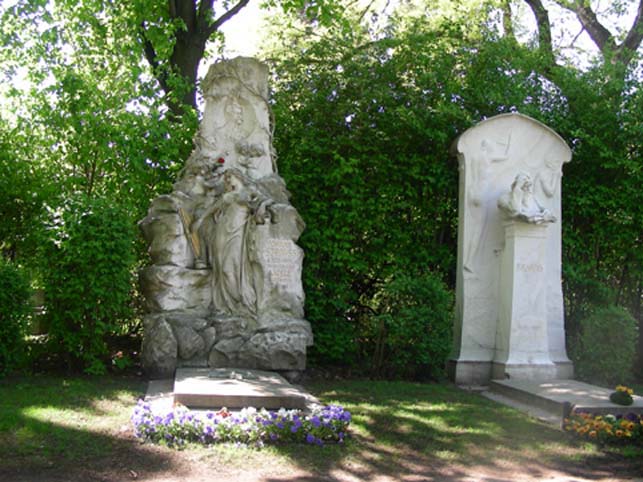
[449,112,573,385]
[139,57,313,379]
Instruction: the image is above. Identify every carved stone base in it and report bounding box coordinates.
[491,361,558,381]
[209,317,312,371]
[142,311,313,378]
[554,360,574,379]
[448,359,492,386]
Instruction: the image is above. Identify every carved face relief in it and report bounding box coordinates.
[223,96,256,138]
[224,171,245,193]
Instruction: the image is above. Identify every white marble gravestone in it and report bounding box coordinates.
[139,58,312,379]
[449,113,574,385]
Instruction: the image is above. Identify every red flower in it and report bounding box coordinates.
[217,157,225,164]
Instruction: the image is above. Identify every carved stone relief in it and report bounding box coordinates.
[449,113,573,385]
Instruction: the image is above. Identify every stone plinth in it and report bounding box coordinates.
[492,221,557,380]
[173,368,307,409]
[489,379,643,417]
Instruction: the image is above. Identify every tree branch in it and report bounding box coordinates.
[570,1,616,54]
[617,0,643,65]
[140,22,170,93]
[169,0,178,18]
[356,0,377,25]
[551,0,643,69]
[198,0,215,22]
[207,0,251,36]
[524,0,554,64]
[501,0,516,43]
[175,0,197,32]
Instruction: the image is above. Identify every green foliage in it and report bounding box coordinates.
[267,15,470,372]
[369,272,453,379]
[0,1,196,370]
[266,3,643,373]
[0,121,49,262]
[570,305,638,385]
[42,195,137,374]
[609,390,634,406]
[0,0,196,207]
[0,258,32,375]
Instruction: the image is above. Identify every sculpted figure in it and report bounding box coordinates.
[193,169,272,317]
[463,137,509,274]
[498,172,556,224]
[173,165,222,268]
[535,158,562,201]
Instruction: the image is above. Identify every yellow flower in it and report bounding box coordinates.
[589,430,597,438]
[615,385,634,395]
[616,429,624,437]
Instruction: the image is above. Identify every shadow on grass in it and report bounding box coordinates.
[4,376,640,482]
[261,380,643,482]
[0,375,179,482]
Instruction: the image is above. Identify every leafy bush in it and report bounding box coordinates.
[308,319,359,368]
[42,195,136,374]
[369,272,453,379]
[570,305,638,385]
[0,258,31,375]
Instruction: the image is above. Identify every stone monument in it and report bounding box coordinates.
[449,113,574,385]
[139,57,313,379]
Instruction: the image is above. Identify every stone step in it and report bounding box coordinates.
[489,379,643,420]
[481,390,561,426]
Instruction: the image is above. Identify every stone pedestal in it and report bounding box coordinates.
[492,221,557,380]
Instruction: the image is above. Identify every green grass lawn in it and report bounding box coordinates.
[1,375,641,481]
[0,376,144,462]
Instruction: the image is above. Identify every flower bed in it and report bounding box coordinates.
[131,401,351,448]
[564,411,643,445]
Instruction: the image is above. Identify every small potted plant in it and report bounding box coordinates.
[609,385,634,406]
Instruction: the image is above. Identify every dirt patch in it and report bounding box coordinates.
[2,427,641,482]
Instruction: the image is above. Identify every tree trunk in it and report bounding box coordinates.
[141,0,250,117]
[168,34,206,114]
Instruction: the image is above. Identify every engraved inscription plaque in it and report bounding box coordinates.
[265,239,299,284]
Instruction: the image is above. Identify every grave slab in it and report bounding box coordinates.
[172,367,311,409]
[488,379,643,422]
